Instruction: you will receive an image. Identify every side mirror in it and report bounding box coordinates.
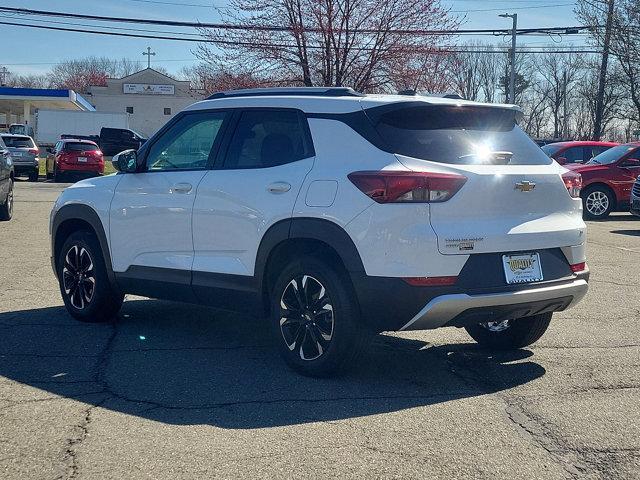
[112,149,139,173]
[621,158,640,168]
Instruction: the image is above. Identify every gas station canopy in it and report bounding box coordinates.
[0,87,95,128]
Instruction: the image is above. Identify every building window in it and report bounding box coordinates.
[164,108,172,116]
[126,107,134,114]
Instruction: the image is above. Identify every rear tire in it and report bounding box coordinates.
[269,256,370,377]
[0,179,13,221]
[29,169,38,182]
[57,230,124,323]
[465,312,552,349]
[582,186,614,220]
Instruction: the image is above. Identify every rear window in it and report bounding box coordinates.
[64,142,98,152]
[1,136,35,148]
[368,105,551,165]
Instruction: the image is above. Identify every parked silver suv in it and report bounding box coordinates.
[0,134,39,182]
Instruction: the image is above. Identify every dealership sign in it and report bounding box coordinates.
[123,83,175,95]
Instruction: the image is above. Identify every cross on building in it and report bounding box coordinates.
[143,47,156,69]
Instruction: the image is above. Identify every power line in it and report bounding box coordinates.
[0,19,601,54]
[451,3,575,13]
[0,6,593,36]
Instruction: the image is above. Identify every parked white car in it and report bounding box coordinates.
[49,87,589,376]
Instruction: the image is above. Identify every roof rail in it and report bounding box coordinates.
[207,87,364,100]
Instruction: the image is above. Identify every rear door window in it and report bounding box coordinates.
[367,104,551,165]
[223,109,314,169]
[560,147,584,164]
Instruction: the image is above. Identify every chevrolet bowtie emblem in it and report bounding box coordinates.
[515,181,536,192]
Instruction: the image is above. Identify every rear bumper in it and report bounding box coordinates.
[14,163,38,173]
[400,277,588,331]
[58,163,104,174]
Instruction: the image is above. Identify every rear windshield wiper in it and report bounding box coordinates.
[457,151,513,165]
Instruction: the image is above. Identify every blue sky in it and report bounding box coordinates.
[1,0,584,78]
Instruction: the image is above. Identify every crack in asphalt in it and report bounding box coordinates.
[443,351,595,479]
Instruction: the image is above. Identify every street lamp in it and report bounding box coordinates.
[499,13,518,104]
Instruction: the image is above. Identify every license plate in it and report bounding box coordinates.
[12,152,22,157]
[77,157,87,163]
[502,253,543,284]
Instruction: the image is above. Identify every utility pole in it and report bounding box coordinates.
[143,46,156,69]
[500,13,518,104]
[594,0,615,141]
[563,69,569,139]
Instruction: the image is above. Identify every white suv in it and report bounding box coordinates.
[50,87,589,376]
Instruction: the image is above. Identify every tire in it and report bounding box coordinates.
[465,312,552,350]
[53,165,61,183]
[0,179,13,221]
[56,230,124,323]
[29,169,38,182]
[582,185,614,220]
[269,256,370,377]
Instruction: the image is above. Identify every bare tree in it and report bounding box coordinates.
[180,64,264,95]
[50,57,145,92]
[448,44,484,100]
[5,73,50,89]
[196,0,459,92]
[536,51,583,139]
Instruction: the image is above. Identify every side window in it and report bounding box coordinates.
[55,142,63,153]
[145,111,227,171]
[561,147,584,163]
[223,109,313,169]
[591,146,609,158]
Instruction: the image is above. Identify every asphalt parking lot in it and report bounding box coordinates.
[1,179,638,479]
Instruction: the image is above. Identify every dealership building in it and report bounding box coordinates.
[85,68,204,137]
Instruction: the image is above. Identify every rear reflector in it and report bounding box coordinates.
[348,171,467,203]
[562,171,582,198]
[402,276,458,287]
[570,262,587,273]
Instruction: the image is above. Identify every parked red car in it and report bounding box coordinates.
[541,141,619,165]
[46,139,104,182]
[565,142,640,219]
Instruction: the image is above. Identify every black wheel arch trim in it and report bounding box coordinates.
[51,204,119,292]
[254,217,366,284]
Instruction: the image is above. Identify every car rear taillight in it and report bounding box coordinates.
[348,171,467,203]
[562,171,582,198]
[570,262,587,273]
[402,276,458,287]
[28,148,38,155]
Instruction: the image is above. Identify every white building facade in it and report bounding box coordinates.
[86,69,203,137]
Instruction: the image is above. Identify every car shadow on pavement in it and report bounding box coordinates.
[611,229,640,236]
[0,300,545,429]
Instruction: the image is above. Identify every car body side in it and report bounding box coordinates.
[566,143,640,210]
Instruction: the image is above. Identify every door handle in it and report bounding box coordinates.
[267,182,291,194]
[171,182,193,194]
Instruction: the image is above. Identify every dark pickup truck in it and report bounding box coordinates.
[61,127,147,156]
